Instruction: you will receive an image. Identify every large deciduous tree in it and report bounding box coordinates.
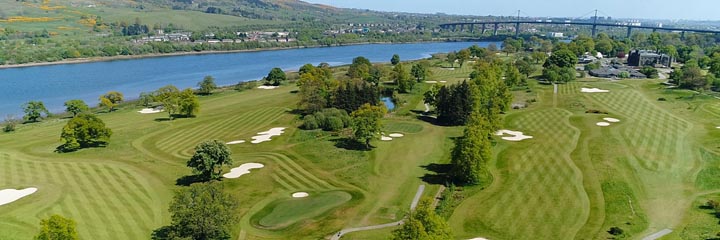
[450,112,492,185]
[34,215,79,240]
[99,91,124,112]
[154,85,199,119]
[393,63,414,93]
[351,103,386,149]
[64,99,89,117]
[265,67,286,86]
[187,140,233,180]
[197,75,217,95]
[59,113,112,152]
[391,198,453,240]
[544,49,578,69]
[152,182,238,240]
[23,101,50,123]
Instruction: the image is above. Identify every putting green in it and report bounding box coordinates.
[253,191,352,229]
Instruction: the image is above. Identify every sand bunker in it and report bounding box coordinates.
[380,136,393,141]
[223,163,264,178]
[468,238,489,240]
[440,81,447,83]
[292,192,309,198]
[0,188,37,206]
[251,127,286,144]
[603,118,621,123]
[389,133,404,138]
[257,86,279,90]
[596,122,611,127]
[581,88,610,93]
[425,81,438,84]
[226,140,245,145]
[138,108,163,114]
[495,130,533,141]
[424,103,430,113]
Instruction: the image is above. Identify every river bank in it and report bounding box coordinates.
[0,41,436,70]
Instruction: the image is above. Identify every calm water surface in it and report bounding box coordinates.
[0,42,496,116]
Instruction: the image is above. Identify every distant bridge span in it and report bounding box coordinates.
[439,21,720,38]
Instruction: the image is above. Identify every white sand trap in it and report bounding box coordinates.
[389,133,404,138]
[424,103,430,113]
[138,108,163,114]
[468,238,489,240]
[381,136,393,141]
[223,163,264,178]
[0,187,37,206]
[292,192,309,198]
[596,122,611,127]
[716,126,720,129]
[603,118,621,123]
[251,127,286,144]
[495,130,533,141]
[581,87,610,93]
[257,86,279,90]
[226,140,245,145]
[440,81,447,83]
[425,81,438,84]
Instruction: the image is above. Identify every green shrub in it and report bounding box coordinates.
[302,115,319,130]
[301,108,351,131]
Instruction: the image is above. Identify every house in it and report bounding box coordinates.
[627,50,672,67]
[589,65,646,79]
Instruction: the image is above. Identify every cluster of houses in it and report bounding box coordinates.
[133,30,296,44]
[586,50,671,79]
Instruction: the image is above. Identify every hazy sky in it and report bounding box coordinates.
[303,0,719,20]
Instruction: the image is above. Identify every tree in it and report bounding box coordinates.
[198,75,217,95]
[515,58,535,78]
[544,49,578,68]
[59,113,112,152]
[450,112,492,185]
[351,103,386,149]
[411,64,428,82]
[446,51,457,68]
[155,85,181,119]
[138,92,156,107]
[34,215,78,240]
[457,49,471,67]
[502,38,517,56]
[531,51,548,64]
[331,79,380,113]
[187,140,233,180]
[423,84,442,109]
[265,67,286,86]
[153,182,238,240]
[64,100,89,117]
[391,54,401,65]
[23,101,50,123]
[595,39,613,55]
[640,66,659,79]
[436,81,474,126]
[391,198,453,240]
[347,56,372,80]
[505,64,523,87]
[99,91,124,112]
[393,64,414,93]
[178,89,200,117]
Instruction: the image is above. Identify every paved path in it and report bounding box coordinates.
[330,185,425,240]
[642,229,672,240]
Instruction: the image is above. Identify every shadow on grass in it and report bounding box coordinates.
[420,163,453,185]
[154,114,196,122]
[331,138,372,151]
[176,174,207,186]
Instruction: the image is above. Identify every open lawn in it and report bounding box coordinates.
[449,78,720,239]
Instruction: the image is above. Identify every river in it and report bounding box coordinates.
[0,41,496,116]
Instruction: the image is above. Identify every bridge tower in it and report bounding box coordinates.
[515,10,521,38]
[591,10,598,37]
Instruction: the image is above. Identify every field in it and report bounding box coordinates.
[3,54,720,240]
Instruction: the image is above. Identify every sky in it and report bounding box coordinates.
[302,0,720,21]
